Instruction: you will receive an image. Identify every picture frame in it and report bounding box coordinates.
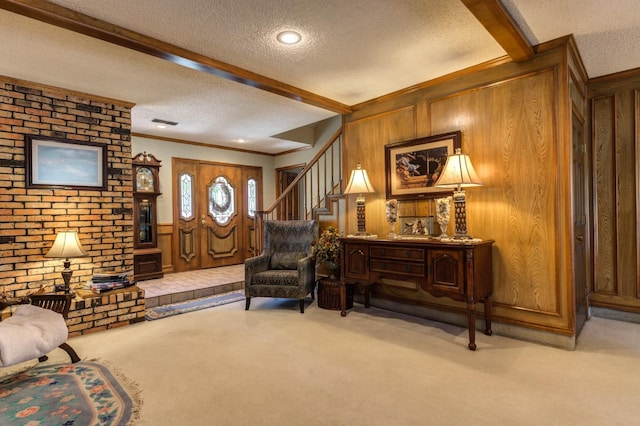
[385,131,461,200]
[398,216,434,237]
[25,136,107,190]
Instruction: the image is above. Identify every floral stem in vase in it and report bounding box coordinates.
[388,221,397,239]
[436,196,452,239]
[385,199,398,239]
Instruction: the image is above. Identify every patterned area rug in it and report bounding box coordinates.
[0,361,141,425]
[145,290,245,320]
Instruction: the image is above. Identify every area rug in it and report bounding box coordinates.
[0,361,141,425]
[145,290,245,320]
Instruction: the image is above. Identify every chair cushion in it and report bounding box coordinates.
[252,270,299,287]
[0,304,68,367]
[270,252,306,270]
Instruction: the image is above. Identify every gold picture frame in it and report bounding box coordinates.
[385,131,461,200]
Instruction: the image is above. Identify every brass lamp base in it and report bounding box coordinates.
[55,260,73,294]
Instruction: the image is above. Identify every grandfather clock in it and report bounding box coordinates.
[132,152,164,281]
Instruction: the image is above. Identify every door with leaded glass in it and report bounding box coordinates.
[172,158,262,272]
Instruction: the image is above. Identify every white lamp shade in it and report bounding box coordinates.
[435,149,482,188]
[344,163,375,194]
[45,231,89,259]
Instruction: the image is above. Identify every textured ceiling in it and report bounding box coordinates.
[0,1,638,154]
[503,0,640,78]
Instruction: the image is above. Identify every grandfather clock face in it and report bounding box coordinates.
[136,167,155,192]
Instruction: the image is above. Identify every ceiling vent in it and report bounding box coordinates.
[152,118,178,126]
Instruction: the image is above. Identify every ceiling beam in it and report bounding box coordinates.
[0,0,352,114]
[461,0,534,62]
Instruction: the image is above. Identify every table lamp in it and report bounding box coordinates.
[435,148,482,238]
[344,163,375,235]
[45,230,89,293]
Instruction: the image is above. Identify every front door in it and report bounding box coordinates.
[199,162,243,268]
[173,158,262,272]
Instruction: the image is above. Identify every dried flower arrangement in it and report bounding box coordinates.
[313,225,341,265]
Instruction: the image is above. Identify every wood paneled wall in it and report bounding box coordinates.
[589,71,640,312]
[429,70,563,324]
[344,107,417,235]
[158,223,174,274]
[344,39,584,336]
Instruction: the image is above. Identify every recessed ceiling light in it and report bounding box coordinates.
[156,124,166,129]
[277,31,302,45]
[236,138,248,143]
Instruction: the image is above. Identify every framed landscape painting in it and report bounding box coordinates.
[25,136,107,190]
[384,131,461,200]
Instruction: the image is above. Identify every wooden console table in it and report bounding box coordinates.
[339,237,494,350]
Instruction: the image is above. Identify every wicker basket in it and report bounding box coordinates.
[317,278,353,310]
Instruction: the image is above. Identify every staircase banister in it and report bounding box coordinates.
[262,126,343,215]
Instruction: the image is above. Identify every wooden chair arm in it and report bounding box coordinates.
[30,294,73,319]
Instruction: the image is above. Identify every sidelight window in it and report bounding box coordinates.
[247,178,257,218]
[180,172,194,220]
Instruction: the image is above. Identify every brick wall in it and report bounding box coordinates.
[68,287,146,337]
[0,75,144,333]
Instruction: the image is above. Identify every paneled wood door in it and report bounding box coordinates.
[572,114,589,333]
[172,158,262,272]
[276,165,303,220]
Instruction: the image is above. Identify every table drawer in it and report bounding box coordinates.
[369,246,425,261]
[370,259,425,277]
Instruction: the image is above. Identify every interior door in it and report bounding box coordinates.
[572,113,589,333]
[276,165,303,220]
[173,158,262,272]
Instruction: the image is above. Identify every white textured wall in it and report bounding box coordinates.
[132,115,341,224]
[132,136,276,223]
[273,116,341,170]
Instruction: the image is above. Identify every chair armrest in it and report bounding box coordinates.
[297,255,315,269]
[30,294,73,319]
[245,254,270,286]
[298,255,316,286]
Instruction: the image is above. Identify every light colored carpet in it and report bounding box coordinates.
[16,299,640,425]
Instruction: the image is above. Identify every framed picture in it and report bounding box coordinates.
[385,131,461,200]
[398,216,434,237]
[25,136,107,190]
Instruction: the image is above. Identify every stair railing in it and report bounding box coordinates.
[254,127,344,254]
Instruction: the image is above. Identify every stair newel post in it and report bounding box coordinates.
[254,211,265,255]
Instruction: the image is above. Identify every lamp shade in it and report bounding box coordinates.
[344,163,375,194]
[45,231,89,259]
[435,148,482,188]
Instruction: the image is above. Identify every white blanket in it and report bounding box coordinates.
[0,304,68,367]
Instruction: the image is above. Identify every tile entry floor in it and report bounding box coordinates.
[137,264,245,308]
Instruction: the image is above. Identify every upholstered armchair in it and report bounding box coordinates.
[245,220,318,313]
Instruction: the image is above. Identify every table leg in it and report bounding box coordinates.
[340,280,347,317]
[467,302,477,351]
[364,285,371,308]
[483,295,493,336]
